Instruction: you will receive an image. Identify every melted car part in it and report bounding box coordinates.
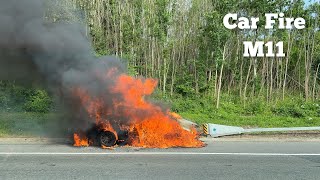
[117,130,129,146]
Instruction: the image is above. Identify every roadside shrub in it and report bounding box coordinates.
[24,90,52,113]
[244,99,266,115]
[0,83,30,111]
[272,101,305,118]
[171,97,199,112]
[220,101,243,114]
[301,102,320,117]
[0,92,9,109]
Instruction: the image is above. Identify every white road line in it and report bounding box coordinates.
[0,152,319,156]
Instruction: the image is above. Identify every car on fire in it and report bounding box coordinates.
[85,124,129,147]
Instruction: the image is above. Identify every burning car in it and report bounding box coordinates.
[72,74,204,148]
[85,124,129,147]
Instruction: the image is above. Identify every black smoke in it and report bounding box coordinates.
[0,0,126,136]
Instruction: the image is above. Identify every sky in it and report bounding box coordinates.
[304,0,319,7]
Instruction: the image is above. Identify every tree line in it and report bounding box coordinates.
[67,0,319,109]
[1,0,319,113]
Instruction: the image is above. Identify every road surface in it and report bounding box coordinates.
[0,138,319,180]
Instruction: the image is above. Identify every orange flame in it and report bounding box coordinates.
[73,71,203,148]
[73,133,89,147]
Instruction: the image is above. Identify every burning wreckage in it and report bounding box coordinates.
[78,123,129,148]
[74,116,203,148]
[72,73,204,149]
[74,113,200,148]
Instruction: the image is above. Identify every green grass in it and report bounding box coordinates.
[1,111,319,137]
[180,112,320,128]
[1,94,320,137]
[0,112,63,137]
[169,95,320,128]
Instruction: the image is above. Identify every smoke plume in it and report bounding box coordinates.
[0,0,126,133]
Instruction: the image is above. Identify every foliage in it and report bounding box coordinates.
[0,82,52,113]
[70,0,320,106]
[24,90,52,113]
[171,94,320,127]
[271,99,320,118]
[243,98,267,115]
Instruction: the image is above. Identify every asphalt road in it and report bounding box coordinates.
[0,138,320,180]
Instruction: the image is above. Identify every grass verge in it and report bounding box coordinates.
[0,112,63,137]
[180,112,320,128]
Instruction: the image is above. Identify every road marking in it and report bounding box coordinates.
[0,152,319,156]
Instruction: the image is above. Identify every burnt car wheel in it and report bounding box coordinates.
[99,131,117,147]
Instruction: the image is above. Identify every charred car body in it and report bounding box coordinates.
[85,124,130,147]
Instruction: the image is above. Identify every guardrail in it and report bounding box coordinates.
[203,123,320,137]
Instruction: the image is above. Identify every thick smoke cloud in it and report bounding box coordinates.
[0,0,126,134]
